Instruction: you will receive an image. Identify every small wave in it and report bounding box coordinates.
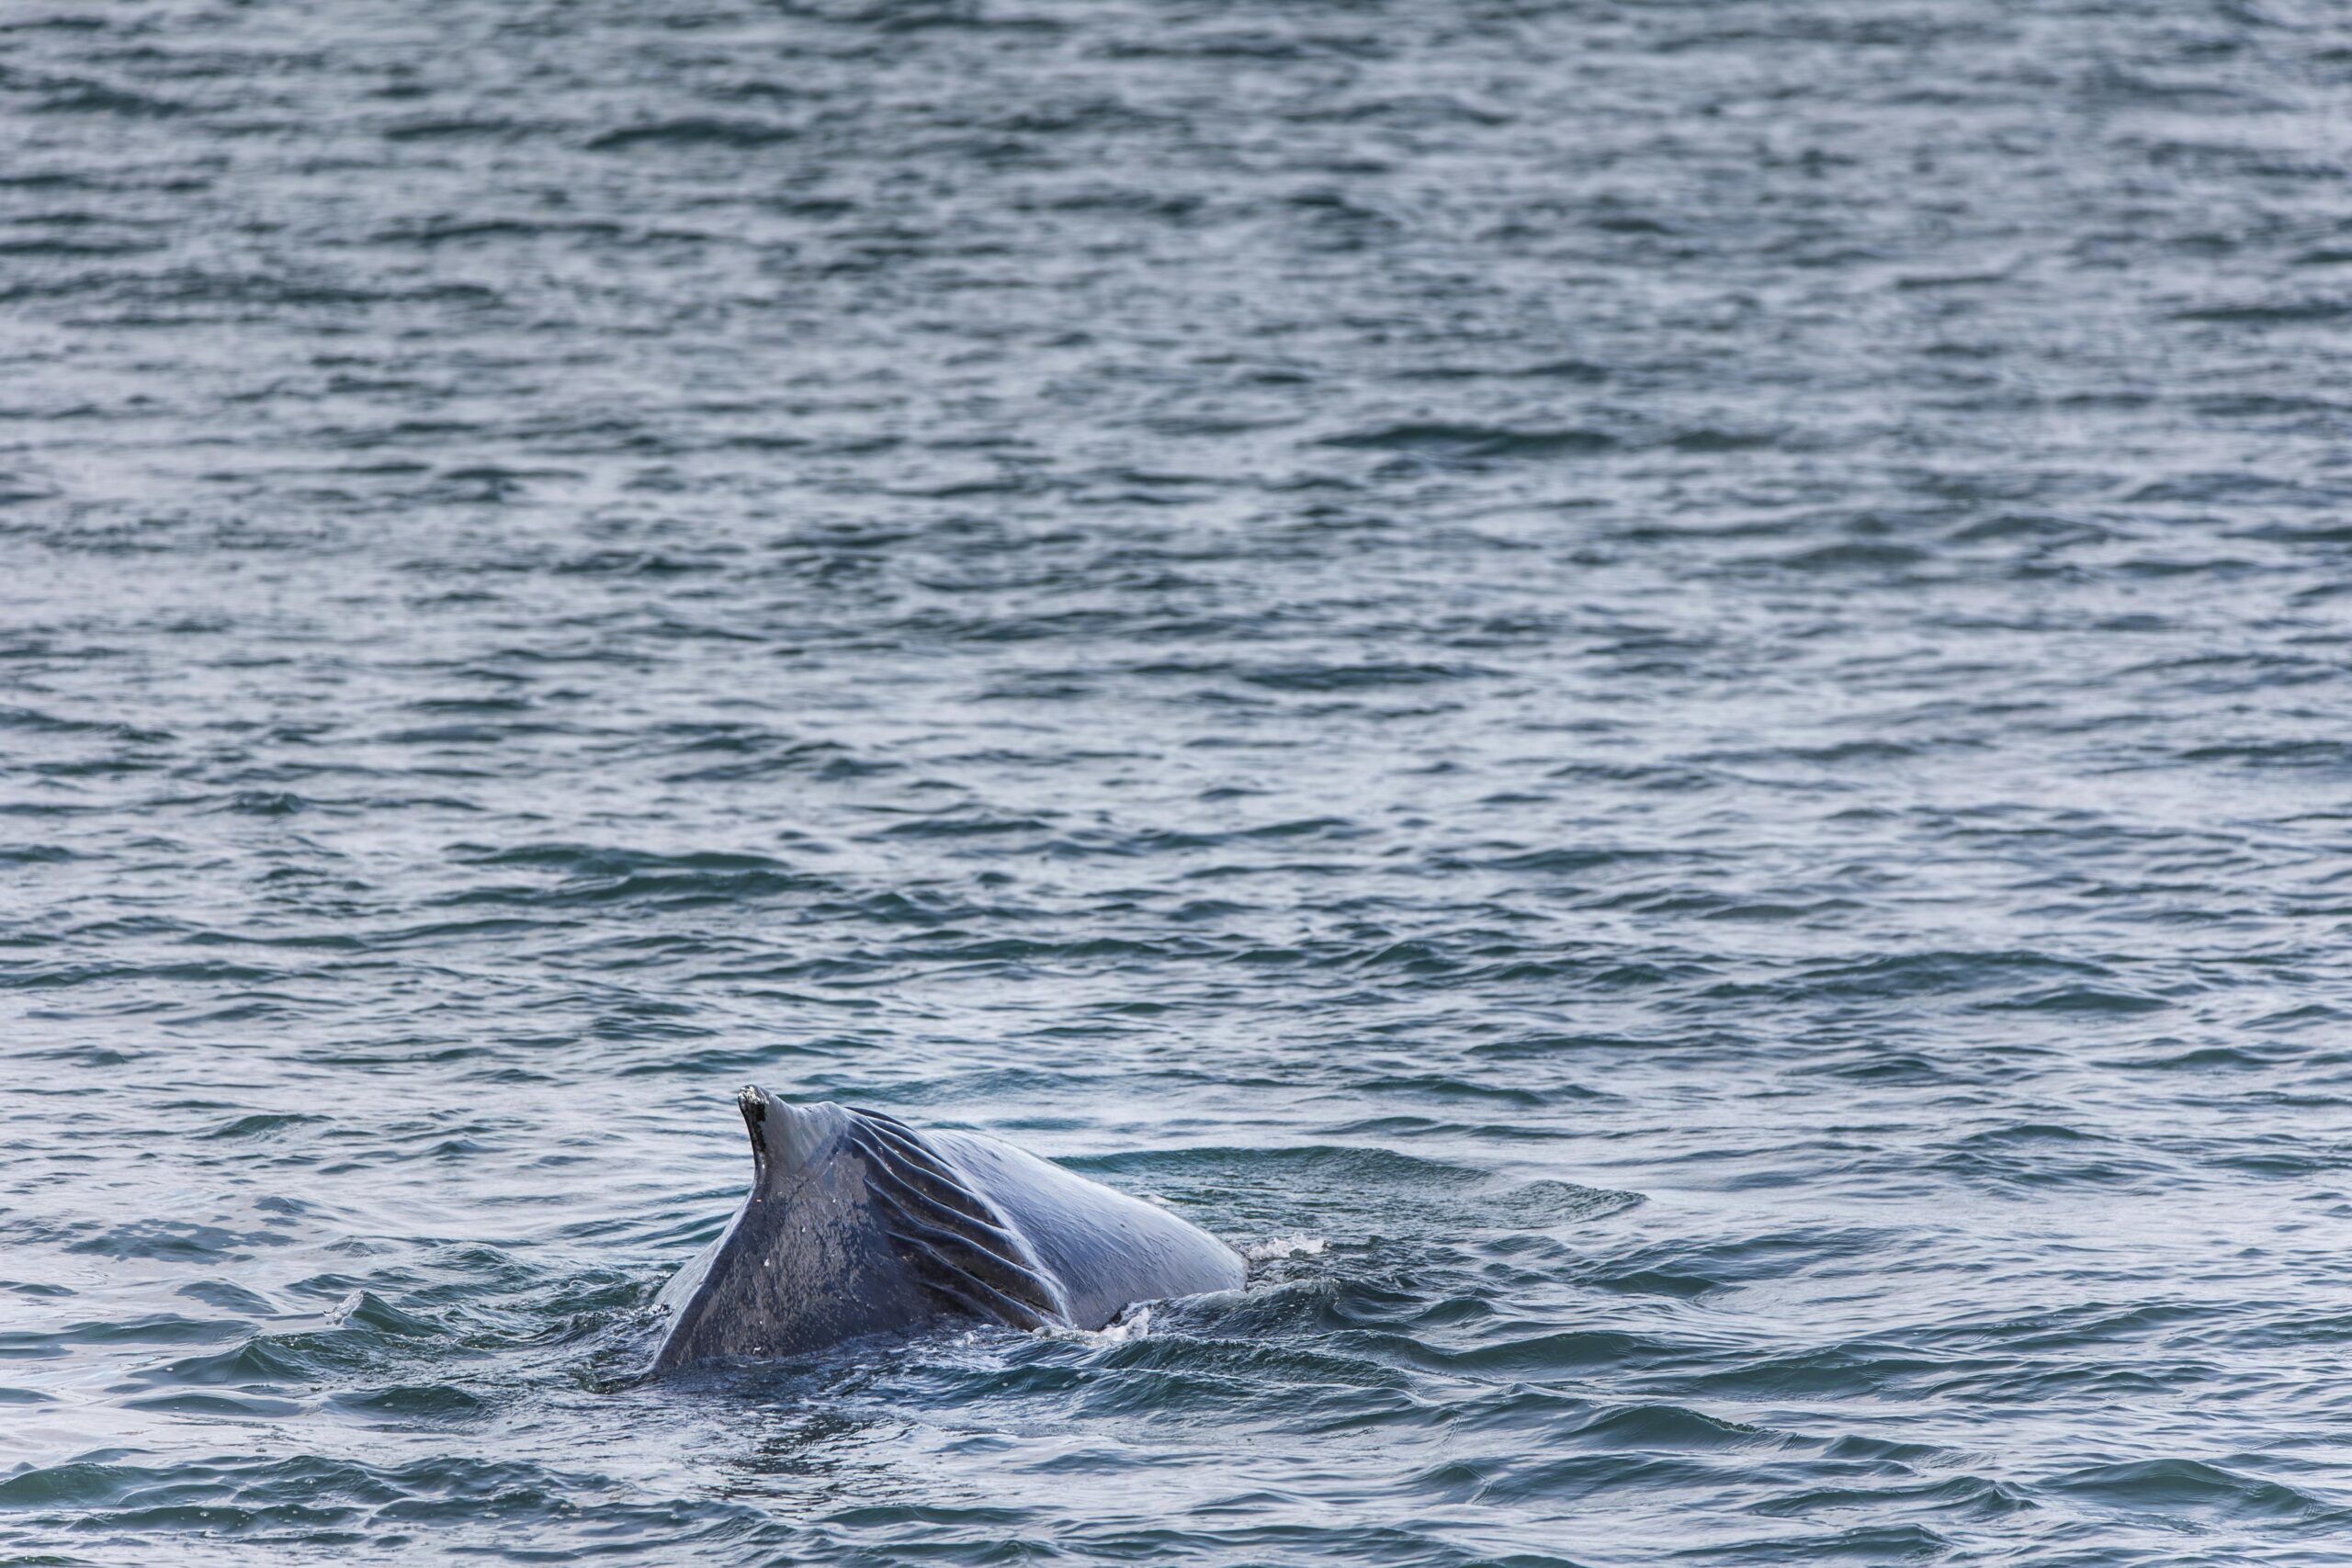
[1320,422,1618,460]
[2046,1457,2331,1522]
[585,117,799,151]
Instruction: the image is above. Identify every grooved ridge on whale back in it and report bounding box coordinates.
[845,1108,1070,1330]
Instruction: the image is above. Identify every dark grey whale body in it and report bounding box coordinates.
[651,1087,1245,1370]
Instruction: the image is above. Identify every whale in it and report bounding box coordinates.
[650,1086,1246,1370]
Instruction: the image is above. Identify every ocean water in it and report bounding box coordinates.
[6,0,2352,1562]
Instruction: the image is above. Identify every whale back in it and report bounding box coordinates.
[650,1089,1244,1371]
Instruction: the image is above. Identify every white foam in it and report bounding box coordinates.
[1038,1304,1152,1344]
[1241,1234,1328,1262]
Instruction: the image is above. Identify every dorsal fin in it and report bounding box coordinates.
[843,1111,1069,1331]
[737,1085,839,1192]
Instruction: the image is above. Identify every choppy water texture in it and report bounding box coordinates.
[6,1,2352,1562]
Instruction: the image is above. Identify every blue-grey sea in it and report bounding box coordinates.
[6,2,2352,1563]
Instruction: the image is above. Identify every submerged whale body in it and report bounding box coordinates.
[651,1086,1246,1370]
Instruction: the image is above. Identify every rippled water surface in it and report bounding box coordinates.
[7,1,2352,1562]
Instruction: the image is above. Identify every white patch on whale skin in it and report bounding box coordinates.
[1241,1234,1328,1262]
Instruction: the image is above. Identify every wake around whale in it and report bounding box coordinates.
[650,1087,1247,1370]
